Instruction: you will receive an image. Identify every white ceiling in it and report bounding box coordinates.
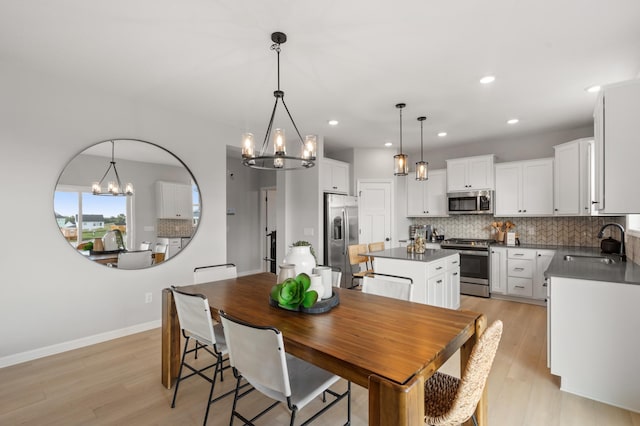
[2,0,640,155]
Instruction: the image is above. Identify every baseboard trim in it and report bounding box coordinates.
[0,320,161,368]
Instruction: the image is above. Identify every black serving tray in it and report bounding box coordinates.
[269,291,340,314]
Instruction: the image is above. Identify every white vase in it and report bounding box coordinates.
[313,266,333,299]
[283,245,317,277]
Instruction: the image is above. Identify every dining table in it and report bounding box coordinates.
[161,272,486,426]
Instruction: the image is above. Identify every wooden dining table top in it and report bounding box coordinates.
[174,272,481,388]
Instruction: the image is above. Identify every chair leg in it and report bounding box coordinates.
[289,406,298,426]
[202,355,221,426]
[472,414,478,426]
[346,381,351,426]
[171,336,191,408]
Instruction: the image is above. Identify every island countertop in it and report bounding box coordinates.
[364,247,459,262]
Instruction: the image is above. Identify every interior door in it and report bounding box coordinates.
[261,187,277,272]
[358,180,392,249]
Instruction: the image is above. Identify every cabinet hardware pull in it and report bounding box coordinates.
[514,253,524,256]
[437,280,443,284]
[515,285,525,289]
[436,266,443,270]
[514,267,525,271]
[453,272,458,276]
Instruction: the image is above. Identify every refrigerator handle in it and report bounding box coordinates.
[342,208,348,255]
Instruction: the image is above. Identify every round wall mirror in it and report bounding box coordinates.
[54,139,200,269]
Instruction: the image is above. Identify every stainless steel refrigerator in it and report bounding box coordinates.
[324,193,359,288]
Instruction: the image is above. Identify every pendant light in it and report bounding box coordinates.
[415,116,429,181]
[91,140,134,196]
[241,32,316,171]
[393,103,408,176]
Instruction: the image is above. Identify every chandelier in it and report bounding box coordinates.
[91,140,134,196]
[241,32,316,170]
[416,116,429,180]
[393,103,408,176]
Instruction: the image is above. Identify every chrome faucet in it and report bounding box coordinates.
[597,223,626,261]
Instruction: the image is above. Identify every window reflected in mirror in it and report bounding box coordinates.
[54,139,200,269]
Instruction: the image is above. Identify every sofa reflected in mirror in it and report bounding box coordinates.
[54,139,200,269]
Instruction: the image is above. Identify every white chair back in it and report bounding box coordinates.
[193,263,237,284]
[139,241,152,250]
[362,273,413,301]
[332,270,342,287]
[171,288,217,345]
[219,312,291,401]
[117,250,152,269]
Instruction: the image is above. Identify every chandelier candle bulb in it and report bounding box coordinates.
[241,133,255,158]
[273,128,286,155]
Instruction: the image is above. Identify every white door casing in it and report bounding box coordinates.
[357,180,392,249]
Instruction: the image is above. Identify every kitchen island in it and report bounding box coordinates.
[365,247,461,309]
[545,250,640,413]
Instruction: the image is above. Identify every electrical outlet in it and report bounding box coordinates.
[145,293,152,304]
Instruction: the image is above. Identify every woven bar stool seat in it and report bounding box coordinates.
[424,320,503,426]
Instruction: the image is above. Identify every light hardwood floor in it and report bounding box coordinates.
[1,296,639,425]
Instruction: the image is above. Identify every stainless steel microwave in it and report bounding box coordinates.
[447,190,494,214]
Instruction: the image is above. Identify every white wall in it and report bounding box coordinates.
[0,61,232,365]
[225,151,275,274]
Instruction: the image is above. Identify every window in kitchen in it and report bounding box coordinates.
[627,214,640,237]
[54,185,130,248]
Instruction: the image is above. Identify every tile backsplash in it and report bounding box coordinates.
[157,219,194,238]
[413,216,626,248]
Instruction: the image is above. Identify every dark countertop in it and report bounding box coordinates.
[540,246,640,285]
[364,247,459,263]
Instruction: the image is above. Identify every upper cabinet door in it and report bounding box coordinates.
[593,79,640,213]
[467,156,494,190]
[446,159,469,191]
[495,158,553,216]
[446,155,495,192]
[321,159,350,194]
[554,138,593,216]
[406,169,448,217]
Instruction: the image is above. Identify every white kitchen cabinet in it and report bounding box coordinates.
[553,138,593,216]
[495,247,553,301]
[446,155,495,192]
[155,181,193,219]
[373,252,459,309]
[593,78,640,213]
[445,255,460,309]
[406,169,448,216]
[533,250,555,300]
[321,158,349,194]
[506,248,534,297]
[490,246,507,294]
[495,158,554,216]
[549,276,640,412]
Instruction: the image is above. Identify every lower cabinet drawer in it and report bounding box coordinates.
[508,277,533,297]
[427,259,446,276]
[508,259,533,278]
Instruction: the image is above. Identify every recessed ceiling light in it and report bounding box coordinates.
[438,132,447,137]
[507,118,519,125]
[384,142,393,147]
[480,75,496,84]
[585,85,601,93]
[328,119,339,126]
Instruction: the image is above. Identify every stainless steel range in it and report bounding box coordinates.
[440,238,494,298]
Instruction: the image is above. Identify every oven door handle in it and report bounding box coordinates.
[458,250,489,257]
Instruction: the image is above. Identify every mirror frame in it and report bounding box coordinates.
[53,138,201,269]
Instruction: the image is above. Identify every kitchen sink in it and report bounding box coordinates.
[563,254,616,264]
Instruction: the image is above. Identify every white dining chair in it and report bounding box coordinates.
[139,241,152,250]
[170,287,234,425]
[219,310,351,426]
[193,263,237,284]
[362,272,414,301]
[115,250,152,269]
